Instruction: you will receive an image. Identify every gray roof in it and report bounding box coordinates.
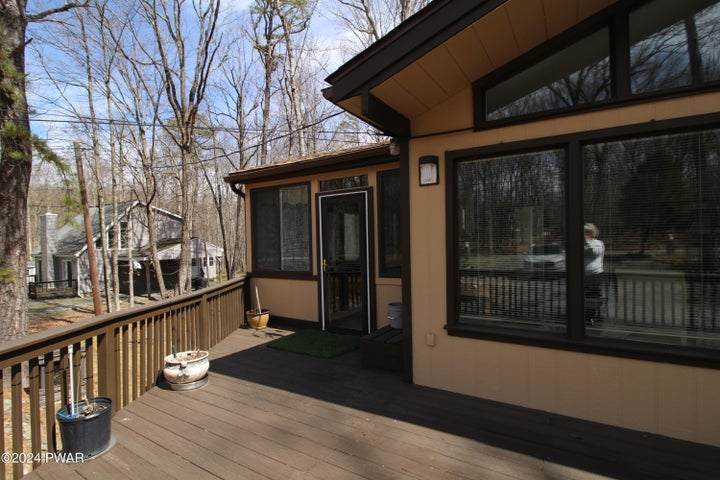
[41,201,182,257]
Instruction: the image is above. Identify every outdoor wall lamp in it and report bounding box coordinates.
[419,155,439,186]
[389,138,400,156]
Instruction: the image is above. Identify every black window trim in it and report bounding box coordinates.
[473,0,720,130]
[250,181,313,277]
[446,111,720,369]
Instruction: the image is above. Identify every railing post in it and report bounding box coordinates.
[200,293,210,350]
[97,325,118,412]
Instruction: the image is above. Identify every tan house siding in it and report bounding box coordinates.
[407,91,720,447]
[251,277,318,322]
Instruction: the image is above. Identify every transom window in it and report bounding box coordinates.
[486,28,610,120]
[630,0,720,93]
[477,0,720,124]
[320,175,368,191]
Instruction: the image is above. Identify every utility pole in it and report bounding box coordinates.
[75,143,103,315]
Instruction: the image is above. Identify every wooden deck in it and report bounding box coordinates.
[25,326,720,480]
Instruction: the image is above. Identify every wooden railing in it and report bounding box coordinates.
[28,280,78,299]
[0,275,246,479]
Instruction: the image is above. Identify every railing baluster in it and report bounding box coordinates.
[11,364,23,480]
[72,342,81,403]
[29,357,41,467]
[131,321,139,402]
[1,368,5,480]
[122,324,130,409]
[59,347,69,407]
[43,353,55,454]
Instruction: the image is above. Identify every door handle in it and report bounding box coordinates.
[322,259,328,272]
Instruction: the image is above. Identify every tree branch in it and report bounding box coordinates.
[28,1,89,22]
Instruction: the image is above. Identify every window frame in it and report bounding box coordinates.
[473,0,720,129]
[446,112,720,369]
[250,181,313,277]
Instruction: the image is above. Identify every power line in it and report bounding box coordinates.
[25,108,354,136]
[33,109,386,171]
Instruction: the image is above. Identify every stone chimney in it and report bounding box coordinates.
[39,211,58,282]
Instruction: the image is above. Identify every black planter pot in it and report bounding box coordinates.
[56,397,112,457]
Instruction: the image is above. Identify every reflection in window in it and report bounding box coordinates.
[379,170,401,277]
[583,129,720,348]
[251,184,310,272]
[456,149,566,331]
[630,0,720,94]
[487,28,610,120]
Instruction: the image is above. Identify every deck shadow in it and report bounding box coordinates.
[208,337,720,480]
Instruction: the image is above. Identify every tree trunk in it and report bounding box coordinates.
[75,143,103,315]
[0,0,32,342]
[78,14,111,313]
[277,0,308,157]
[144,203,168,298]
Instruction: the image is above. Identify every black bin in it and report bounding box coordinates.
[56,397,112,457]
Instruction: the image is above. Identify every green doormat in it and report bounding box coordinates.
[267,330,361,358]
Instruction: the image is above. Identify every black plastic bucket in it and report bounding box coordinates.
[56,397,112,457]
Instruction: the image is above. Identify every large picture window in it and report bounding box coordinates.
[456,149,566,332]
[251,183,310,272]
[450,125,720,355]
[583,129,720,349]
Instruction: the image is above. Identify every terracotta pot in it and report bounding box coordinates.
[246,309,270,329]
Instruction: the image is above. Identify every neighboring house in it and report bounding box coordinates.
[226,0,720,449]
[32,201,222,297]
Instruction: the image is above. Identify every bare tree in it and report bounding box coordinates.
[332,0,429,51]
[251,0,283,165]
[139,0,222,293]
[208,39,258,276]
[74,4,116,311]
[276,0,315,157]
[113,11,171,298]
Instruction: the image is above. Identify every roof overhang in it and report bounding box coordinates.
[323,0,618,135]
[224,143,397,190]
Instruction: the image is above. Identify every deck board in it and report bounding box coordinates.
[24,326,720,480]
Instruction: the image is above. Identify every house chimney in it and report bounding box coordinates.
[39,211,58,282]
